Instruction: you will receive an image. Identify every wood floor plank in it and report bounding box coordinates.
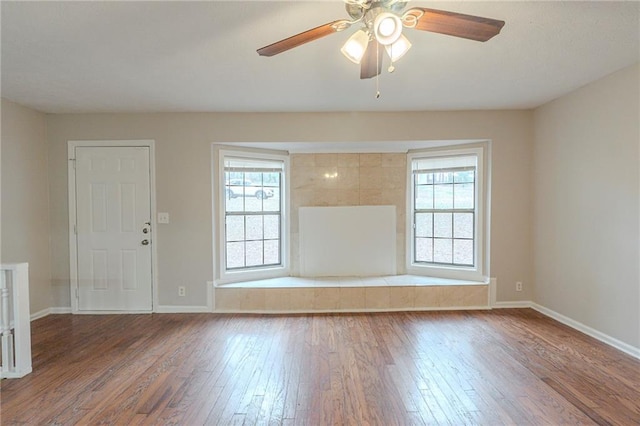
[1,309,638,425]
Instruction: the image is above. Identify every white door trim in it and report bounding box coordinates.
[68,140,158,313]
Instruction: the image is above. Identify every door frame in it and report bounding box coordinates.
[68,140,158,314]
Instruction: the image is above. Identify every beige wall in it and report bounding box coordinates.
[1,99,52,314]
[532,63,640,348]
[5,65,637,348]
[46,110,533,308]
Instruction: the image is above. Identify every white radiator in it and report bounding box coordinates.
[0,263,32,379]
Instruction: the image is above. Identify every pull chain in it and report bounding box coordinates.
[375,42,380,99]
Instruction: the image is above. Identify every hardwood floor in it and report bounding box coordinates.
[1,309,638,425]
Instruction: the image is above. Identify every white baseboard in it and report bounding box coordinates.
[35,305,214,317]
[1,367,32,379]
[530,303,639,360]
[30,307,72,321]
[492,301,533,309]
[155,305,212,313]
[30,308,51,321]
[213,305,491,315]
[491,301,639,359]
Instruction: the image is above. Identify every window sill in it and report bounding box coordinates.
[216,266,289,286]
[217,275,488,289]
[406,265,487,283]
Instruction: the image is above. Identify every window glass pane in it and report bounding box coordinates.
[245,216,263,240]
[263,187,280,212]
[245,172,263,184]
[264,240,280,265]
[433,239,452,263]
[226,242,244,269]
[226,216,244,242]
[225,198,244,213]
[433,213,452,238]
[415,238,433,262]
[434,184,453,209]
[228,177,249,198]
[454,170,474,183]
[415,213,433,237]
[226,173,281,213]
[242,197,257,212]
[454,183,474,209]
[433,172,453,184]
[453,213,473,239]
[415,184,433,209]
[453,239,473,265]
[249,192,269,212]
[245,241,263,266]
[225,172,244,212]
[263,172,280,187]
[264,215,280,240]
[415,172,433,185]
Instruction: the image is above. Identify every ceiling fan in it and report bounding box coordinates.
[257,0,505,80]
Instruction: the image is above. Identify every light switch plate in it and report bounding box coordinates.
[158,212,170,224]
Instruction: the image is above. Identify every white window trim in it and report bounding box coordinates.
[213,147,290,285]
[406,143,490,283]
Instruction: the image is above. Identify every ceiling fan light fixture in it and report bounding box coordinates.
[373,12,402,45]
[256,2,505,84]
[385,34,412,62]
[341,29,370,64]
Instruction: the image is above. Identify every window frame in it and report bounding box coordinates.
[406,144,489,282]
[215,148,290,284]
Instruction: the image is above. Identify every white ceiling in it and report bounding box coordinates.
[1,1,638,114]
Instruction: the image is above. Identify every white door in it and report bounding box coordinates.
[74,146,152,311]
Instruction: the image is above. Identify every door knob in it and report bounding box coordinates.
[143,228,149,234]
[141,239,150,246]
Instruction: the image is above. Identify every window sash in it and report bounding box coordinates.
[413,211,476,267]
[412,163,477,268]
[222,156,284,271]
[225,212,282,270]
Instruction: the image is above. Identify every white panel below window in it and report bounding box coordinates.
[299,206,396,277]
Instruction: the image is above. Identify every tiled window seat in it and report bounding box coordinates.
[215,275,489,313]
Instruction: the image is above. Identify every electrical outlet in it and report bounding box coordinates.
[178,286,186,297]
[516,281,523,292]
[158,212,170,224]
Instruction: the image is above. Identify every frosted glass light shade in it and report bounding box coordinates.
[341,29,370,64]
[373,12,402,46]
[385,34,412,62]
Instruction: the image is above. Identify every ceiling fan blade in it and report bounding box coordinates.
[257,20,351,57]
[405,7,504,42]
[360,39,382,79]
